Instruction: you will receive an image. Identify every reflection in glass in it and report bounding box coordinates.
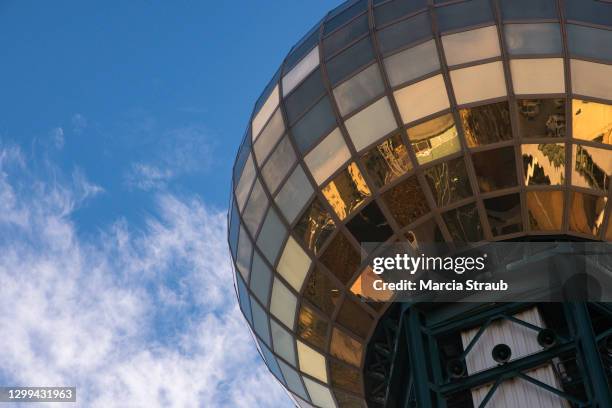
[256,208,286,264]
[517,99,566,138]
[254,109,285,164]
[522,143,565,186]
[407,113,461,164]
[284,68,326,125]
[374,0,428,28]
[330,360,363,394]
[362,134,412,188]
[323,14,369,58]
[510,58,565,95]
[442,203,483,243]
[242,179,269,235]
[320,232,360,285]
[271,319,297,366]
[394,74,450,124]
[297,340,328,382]
[504,24,562,55]
[424,157,473,206]
[382,176,429,227]
[295,199,336,255]
[236,226,253,281]
[527,191,564,231]
[350,266,395,303]
[333,64,385,117]
[383,39,439,87]
[335,390,365,408]
[292,96,337,154]
[569,192,607,236]
[500,0,557,21]
[303,268,341,317]
[567,24,612,62]
[250,252,273,304]
[442,26,500,66]
[405,218,445,248]
[450,61,506,105]
[270,278,298,329]
[571,60,612,101]
[262,137,296,193]
[277,237,311,292]
[337,298,373,339]
[471,146,518,192]
[303,378,335,408]
[251,297,271,346]
[435,0,493,33]
[460,102,513,147]
[484,194,522,236]
[572,99,612,144]
[235,154,256,211]
[572,145,612,193]
[278,359,308,400]
[330,328,363,367]
[346,201,394,243]
[275,165,314,224]
[305,128,351,186]
[322,162,371,220]
[345,97,397,152]
[297,304,329,350]
[326,36,375,85]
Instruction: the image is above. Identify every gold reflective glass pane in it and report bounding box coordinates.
[424,157,473,206]
[361,134,412,188]
[527,190,564,231]
[297,304,329,350]
[572,99,612,144]
[330,360,363,395]
[382,176,430,227]
[522,143,565,186]
[322,162,371,220]
[471,146,518,192]
[442,203,483,243]
[303,267,341,317]
[572,145,612,193]
[335,390,364,408]
[569,192,607,236]
[484,194,523,236]
[330,328,363,367]
[295,199,336,255]
[516,99,566,138]
[460,102,513,147]
[320,232,360,285]
[350,266,394,303]
[407,113,461,164]
[337,298,374,339]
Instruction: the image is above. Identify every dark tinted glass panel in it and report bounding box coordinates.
[565,0,612,27]
[326,36,375,85]
[229,200,240,258]
[569,192,607,236]
[295,199,336,255]
[292,96,337,154]
[377,12,432,54]
[324,0,368,35]
[250,252,273,304]
[297,304,328,349]
[362,134,412,188]
[324,14,369,58]
[527,190,563,231]
[233,129,252,185]
[303,268,341,317]
[500,0,557,20]
[253,69,280,115]
[285,68,326,125]
[330,360,363,394]
[243,179,268,235]
[285,23,321,72]
[259,342,284,383]
[567,24,612,62]
[236,274,252,322]
[256,208,286,264]
[337,298,373,338]
[320,232,360,285]
[374,0,428,26]
[504,23,562,55]
[471,147,518,192]
[335,390,365,408]
[516,99,566,138]
[382,176,430,227]
[484,194,523,236]
[424,157,473,206]
[522,143,565,186]
[435,0,494,33]
[262,138,296,193]
[346,201,394,243]
[442,203,483,242]
[405,218,446,246]
[333,64,385,117]
[254,109,285,162]
[460,102,513,147]
[572,145,612,192]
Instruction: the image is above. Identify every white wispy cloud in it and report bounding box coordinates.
[71,114,88,134]
[0,146,291,408]
[50,127,64,149]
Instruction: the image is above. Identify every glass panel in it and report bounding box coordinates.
[259,341,285,384]
[292,96,337,154]
[500,0,557,20]
[256,208,287,264]
[362,134,412,188]
[572,144,612,192]
[377,12,432,54]
[394,74,450,124]
[374,0,428,27]
[346,201,394,243]
[382,176,430,227]
[516,98,566,138]
[407,113,461,164]
[297,340,328,382]
[278,359,309,400]
[229,201,240,259]
[504,24,562,55]
[285,25,320,73]
[250,252,272,304]
[337,298,373,339]
[424,157,473,206]
[346,97,398,152]
[333,64,385,117]
[569,192,607,236]
[471,146,518,192]
[330,360,363,394]
[451,62,507,105]
[233,132,252,187]
[277,237,312,291]
[275,165,314,224]
[564,0,612,27]
[298,304,329,350]
[442,203,484,242]
[330,328,363,367]
[270,278,298,329]
[326,36,375,85]
[254,109,285,163]
[283,45,320,96]
[324,14,369,58]
[510,58,565,95]
[303,378,336,408]
[405,218,445,247]
[251,297,271,346]
[435,0,494,32]
[304,268,341,318]
[236,226,252,281]
[320,232,360,285]
[271,319,297,366]
[522,143,565,186]
[305,128,351,186]
[242,179,268,235]
[383,39,440,87]
[285,68,326,125]
[442,26,500,66]
[572,99,612,144]
[324,0,367,35]
[567,24,612,62]
[527,190,564,231]
[484,194,523,236]
[571,59,612,101]
[235,154,256,211]
[236,274,252,324]
[322,162,372,220]
[295,199,336,255]
[252,84,279,139]
[460,102,513,147]
[335,390,364,408]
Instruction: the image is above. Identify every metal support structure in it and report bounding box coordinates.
[405,306,434,408]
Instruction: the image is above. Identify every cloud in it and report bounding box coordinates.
[50,127,64,149]
[0,145,291,408]
[71,113,88,134]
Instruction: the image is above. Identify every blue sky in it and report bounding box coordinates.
[0,1,341,407]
